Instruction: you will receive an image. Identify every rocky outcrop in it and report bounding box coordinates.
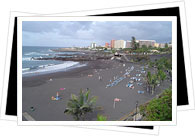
[34,55,112,61]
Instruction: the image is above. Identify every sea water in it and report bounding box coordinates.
[22,46,85,76]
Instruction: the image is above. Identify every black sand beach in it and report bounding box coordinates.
[22,56,171,121]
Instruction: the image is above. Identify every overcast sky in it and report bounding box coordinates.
[22,21,172,47]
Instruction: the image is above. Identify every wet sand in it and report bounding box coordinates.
[22,59,171,121]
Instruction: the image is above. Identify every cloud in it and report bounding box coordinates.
[22,21,172,47]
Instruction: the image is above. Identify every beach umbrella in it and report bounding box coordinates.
[60,88,65,91]
[113,98,122,109]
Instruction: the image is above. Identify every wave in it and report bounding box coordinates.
[22,57,32,61]
[24,52,50,56]
[48,49,54,52]
[22,57,42,61]
[38,64,55,68]
[22,68,30,71]
[22,61,85,75]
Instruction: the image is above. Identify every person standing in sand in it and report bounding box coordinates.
[99,76,102,81]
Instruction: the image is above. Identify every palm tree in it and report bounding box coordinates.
[64,89,97,120]
[151,74,159,95]
[131,36,137,50]
[164,58,172,71]
[157,69,167,84]
[146,71,152,93]
[146,72,160,94]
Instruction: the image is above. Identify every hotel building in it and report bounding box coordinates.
[126,41,132,48]
[110,40,115,48]
[114,40,126,49]
[91,43,97,48]
[137,40,156,48]
[105,42,110,48]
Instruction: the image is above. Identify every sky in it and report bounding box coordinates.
[22,21,172,47]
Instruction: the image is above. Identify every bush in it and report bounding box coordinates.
[139,87,172,121]
[97,115,107,121]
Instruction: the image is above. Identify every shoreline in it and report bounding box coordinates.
[22,60,112,88]
[22,61,87,77]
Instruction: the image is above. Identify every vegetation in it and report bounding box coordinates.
[165,43,168,48]
[148,57,172,79]
[97,115,107,121]
[157,45,172,53]
[131,36,137,50]
[139,87,172,121]
[64,89,97,120]
[146,57,171,94]
[111,49,117,54]
[145,72,160,95]
[96,46,104,50]
[157,69,167,83]
[131,36,141,50]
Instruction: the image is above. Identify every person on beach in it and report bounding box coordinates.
[99,76,102,81]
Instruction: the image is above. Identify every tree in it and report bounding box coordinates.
[131,36,137,50]
[146,71,152,93]
[165,43,168,48]
[64,89,97,120]
[148,60,154,68]
[142,45,147,49]
[137,42,140,49]
[146,71,160,94]
[151,74,159,95]
[148,45,152,49]
[139,87,172,121]
[157,69,167,83]
[164,58,172,71]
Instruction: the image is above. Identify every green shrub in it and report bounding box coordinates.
[97,115,107,121]
[140,87,172,121]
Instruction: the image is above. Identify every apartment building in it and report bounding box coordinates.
[114,40,126,49]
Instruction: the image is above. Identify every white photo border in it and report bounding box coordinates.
[79,126,159,135]
[1,1,190,135]
[0,12,43,121]
[17,16,177,126]
[1,1,193,122]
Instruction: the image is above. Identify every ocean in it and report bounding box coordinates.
[22,46,86,76]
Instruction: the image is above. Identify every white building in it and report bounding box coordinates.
[114,40,126,49]
[126,41,132,48]
[137,40,156,48]
[168,43,172,48]
[159,43,166,48]
[91,43,97,48]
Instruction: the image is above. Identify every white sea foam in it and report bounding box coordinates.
[22,57,31,61]
[22,57,42,61]
[38,64,54,68]
[48,49,53,52]
[24,52,49,56]
[22,68,30,71]
[22,61,85,75]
